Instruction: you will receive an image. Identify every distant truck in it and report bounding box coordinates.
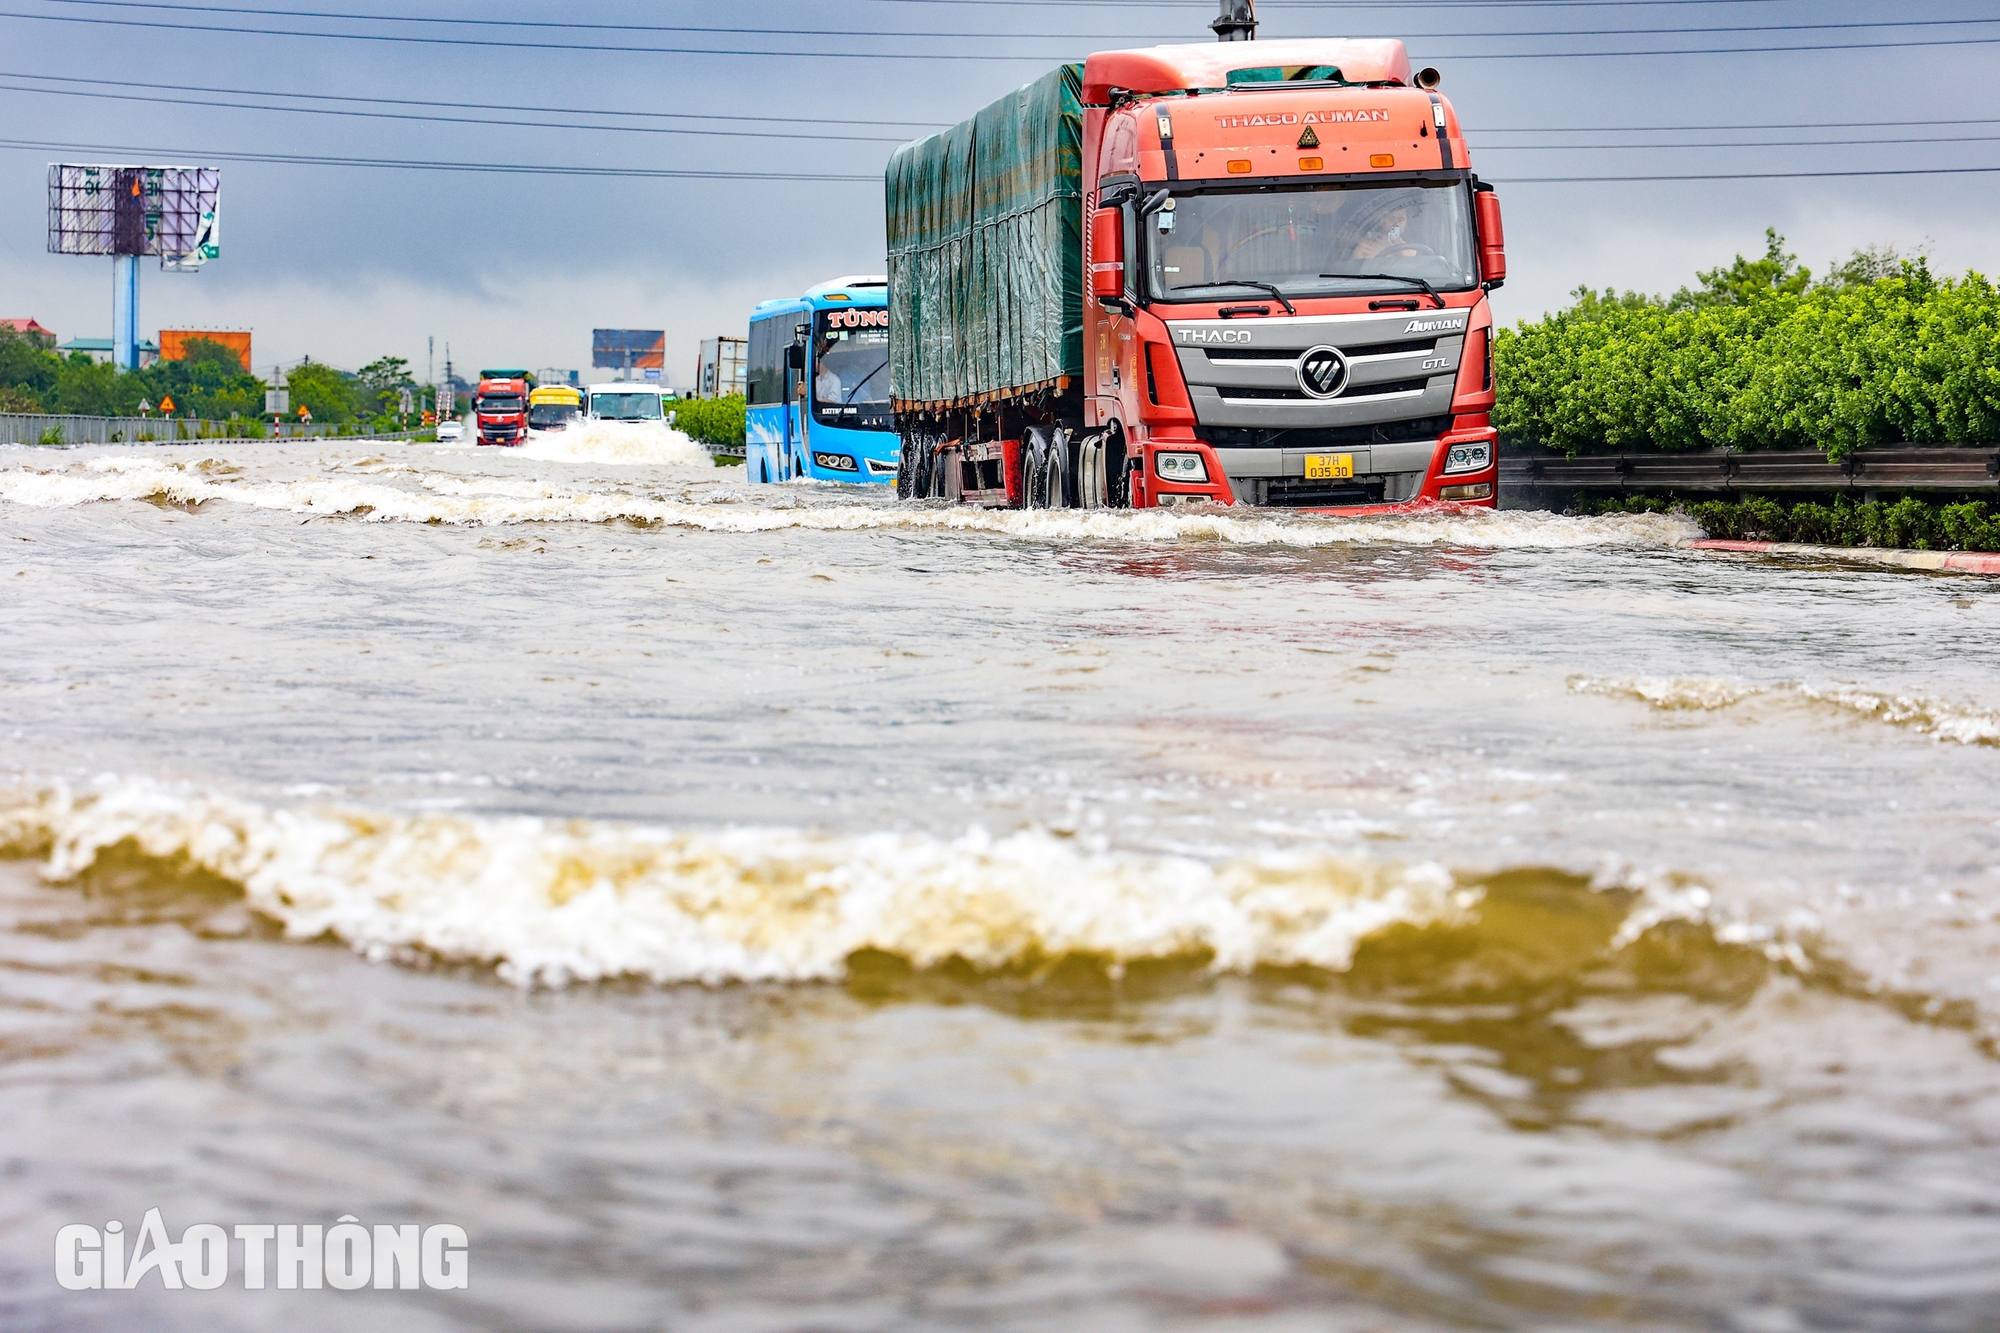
[527,384,582,432]
[695,336,747,400]
[474,369,531,446]
[886,0,1505,511]
[584,383,674,424]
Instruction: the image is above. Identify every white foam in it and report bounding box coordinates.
[519,420,712,468]
[0,779,1466,988]
[1570,675,2000,746]
[0,454,1701,549]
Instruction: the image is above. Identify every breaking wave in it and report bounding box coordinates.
[0,453,1701,549]
[0,780,1472,987]
[519,420,712,468]
[1570,675,2000,746]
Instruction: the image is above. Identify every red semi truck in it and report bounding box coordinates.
[474,370,531,447]
[888,1,1505,512]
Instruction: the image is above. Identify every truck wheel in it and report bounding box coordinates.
[1077,434,1104,508]
[1047,427,1072,509]
[897,434,918,500]
[1023,427,1050,508]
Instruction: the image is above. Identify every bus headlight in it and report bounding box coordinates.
[1155,451,1208,483]
[1443,441,1492,475]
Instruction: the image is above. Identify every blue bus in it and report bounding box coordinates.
[745,276,896,485]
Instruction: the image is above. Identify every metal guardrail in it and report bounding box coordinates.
[0,414,426,446]
[1502,447,2000,495]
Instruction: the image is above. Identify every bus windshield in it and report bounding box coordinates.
[528,403,577,429]
[813,310,891,430]
[590,392,664,421]
[1147,178,1477,303]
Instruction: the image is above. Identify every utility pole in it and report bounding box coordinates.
[1212,0,1257,41]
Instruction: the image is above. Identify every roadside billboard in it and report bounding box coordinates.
[591,329,664,371]
[159,328,251,370]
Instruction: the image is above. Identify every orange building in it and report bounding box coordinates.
[159,329,252,372]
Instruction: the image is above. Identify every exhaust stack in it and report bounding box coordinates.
[1211,0,1257,42]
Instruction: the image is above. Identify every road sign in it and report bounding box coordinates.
[136,398,152,414]
[158,394,176,414]
[298,405,311,421]
[397,387,414,416]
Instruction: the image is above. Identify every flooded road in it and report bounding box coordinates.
[3,430,1998,1330]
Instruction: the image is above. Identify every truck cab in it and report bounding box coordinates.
[1082,39,1503,510]
[527,384,582,432]
[474,371,531,447]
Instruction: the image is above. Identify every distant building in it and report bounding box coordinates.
[1,318,56,348]
[59,336,159,367]
[537,368,581,387]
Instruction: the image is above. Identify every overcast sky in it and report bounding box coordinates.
[1,0,1996,386]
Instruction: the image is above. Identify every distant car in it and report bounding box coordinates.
[436,420,464,441]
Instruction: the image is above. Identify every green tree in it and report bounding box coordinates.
[0,327,61,402]
[284,359,360,423]
[1666,228,1813,310]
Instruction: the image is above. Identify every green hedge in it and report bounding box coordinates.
[1598,494,2000,552]
[1495,235,2000,460]
[674,395,745,451]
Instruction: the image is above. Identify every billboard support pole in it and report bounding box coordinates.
[112,254,140,371]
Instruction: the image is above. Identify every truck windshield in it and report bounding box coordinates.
[479,395,524,412]
[812,312,892,430]
[591,393,663,421]
[1147,178,1476,303]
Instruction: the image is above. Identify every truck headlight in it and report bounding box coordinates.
[1155,451,1208,483]
[1443,441,1492,475]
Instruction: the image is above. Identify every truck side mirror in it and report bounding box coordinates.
[785,343,805,371]
[1090,206,1126,300]
[1475,190,1507,287]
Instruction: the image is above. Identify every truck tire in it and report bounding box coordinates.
[897,434,919,500]
[1078,432,1112,508]
[1024,427,1053,508]
[1049,427,1073,508]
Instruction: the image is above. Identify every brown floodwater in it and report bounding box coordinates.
[2,433,1998,1331]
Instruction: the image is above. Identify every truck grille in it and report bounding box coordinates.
[1219,377,1431,403]
[1169,311,1468,431]
[1264,477,1388,507]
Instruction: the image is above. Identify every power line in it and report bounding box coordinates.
[1483,117,2000,133]
[3,135,1994,187]
[0,137,882,179]
[7,5,2000,60]
[14,71,1985,140]
[0,68,944,128]
[0,80,919,143]
[1475,134,2000,150]
[13,77,1989,154]
[20,0,2000,43]
[1494,165,2000,182]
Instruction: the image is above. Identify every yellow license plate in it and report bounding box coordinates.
[1303,454,1354,481]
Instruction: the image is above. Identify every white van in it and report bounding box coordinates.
[585,384,677,424]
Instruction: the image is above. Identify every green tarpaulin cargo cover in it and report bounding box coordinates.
[885,64,1084,411]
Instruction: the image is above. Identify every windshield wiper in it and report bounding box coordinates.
[1172,280,1296,315]
[842,359,888,406]
[1320,272,1445,308]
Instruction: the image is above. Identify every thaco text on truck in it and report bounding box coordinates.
[887,1,1505,511]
